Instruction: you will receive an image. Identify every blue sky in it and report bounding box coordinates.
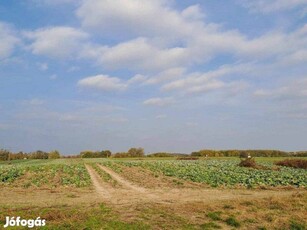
[0,0,306,154]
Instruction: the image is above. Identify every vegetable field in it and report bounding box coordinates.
[0,160,91,188]
[0,157,306,229]
[1,158,306,188]
[113,159,307,188]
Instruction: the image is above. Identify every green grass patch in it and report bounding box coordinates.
[206,212,222,221]
[225,216,241,228]
[200,222,222,229]
[290,220,306,230]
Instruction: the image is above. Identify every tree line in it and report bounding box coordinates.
[191,149,307,157]
[0,149,60,161]
[1,148,306,161]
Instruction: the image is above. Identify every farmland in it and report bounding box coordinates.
[0,157,306,229]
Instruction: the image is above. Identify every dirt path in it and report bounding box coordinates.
[85,164,111,198]
[98,164,148,193]
[85,163,301,208]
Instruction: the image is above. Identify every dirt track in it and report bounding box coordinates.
[98,164,148,193]
[85,164,298,206]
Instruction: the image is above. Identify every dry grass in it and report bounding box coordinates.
[275,159,307,169]
[238,158,277,170]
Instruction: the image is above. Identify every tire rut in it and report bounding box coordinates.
[98,164,148,193]
[85,164,111,198]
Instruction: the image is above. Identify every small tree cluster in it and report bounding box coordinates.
[0,149,61,160]
[48,150,61,159]
[113,148,144,158]
[0,149,10,161]
[80,150,111,158]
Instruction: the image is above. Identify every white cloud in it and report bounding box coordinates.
[91,37,188,72]
[76,0,200,39]
[0,22,19,59]
[75,0,307,73]
[239,0,307,13]
[24,26,89,59]
[143,97,175,106]
[78,74,128,91]
[127,74,148,84]
[162,63,252,93]
[144,68,185,85]
[181,5,205,21]
[21,1,306,80]
[75,0,245,71]
[254,78,307,99]
[38,62,48,71]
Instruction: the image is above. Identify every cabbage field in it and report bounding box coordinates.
[0,162,91,188]
[113,159,307,188]
[1,158,306,189]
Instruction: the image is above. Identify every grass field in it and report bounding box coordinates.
[0,157,306,229]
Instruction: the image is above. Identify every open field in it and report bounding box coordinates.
[0,158,306,229]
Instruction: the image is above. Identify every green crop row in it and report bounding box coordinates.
[0,166,24,183]
[91,163,119,187]
[0,164,91,188]
[116,160,307,188]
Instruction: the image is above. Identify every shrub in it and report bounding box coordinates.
[48,150,61,159]
[80,150,112,158]
[275,159,307,169]
[207,212,222,221]
[239,158,257,168]
[113,148,145,158]
[225,217,241,227]
[289,220,306,230]
[0,149,10,161]
[147,152,173,157]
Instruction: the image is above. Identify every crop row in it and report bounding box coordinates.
[90,163,119,187]
[115,160,307,188]
[0,166,24,183]
[0,164,91,188]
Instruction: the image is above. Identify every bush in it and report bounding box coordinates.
[275,159,307,169]
[29,150,49,159]
[147,152,173,157]
[225,217,241,227]
[48,150,61,159]
[239,158,258,168]
[0,149,10,161]
[80,150,112,158]
[207,212,222,221]
[113,148,144,158]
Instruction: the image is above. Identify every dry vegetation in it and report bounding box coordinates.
[275,159,307,169]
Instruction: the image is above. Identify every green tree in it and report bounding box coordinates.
[101,150,112,158]
[48,150,61,159]
[128,148,145,157]
[0,149,10,161]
